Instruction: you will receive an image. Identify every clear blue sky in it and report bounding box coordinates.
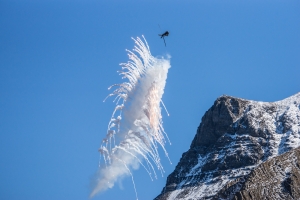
[0,1,299,200]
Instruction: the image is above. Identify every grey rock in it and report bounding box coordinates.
[155,92,300,200]
[215,147,300,200]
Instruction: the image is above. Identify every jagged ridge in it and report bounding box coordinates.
[155,92,300,200]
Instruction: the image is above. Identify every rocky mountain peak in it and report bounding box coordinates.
[155,92,300,200]
[191,95,249,148]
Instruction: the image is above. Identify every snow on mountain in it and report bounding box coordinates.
[218,146,300,199]
[155,92,300,200]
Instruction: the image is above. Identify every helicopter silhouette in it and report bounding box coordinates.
[159,31,169,47]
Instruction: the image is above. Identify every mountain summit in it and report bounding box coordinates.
[156,93,300,200]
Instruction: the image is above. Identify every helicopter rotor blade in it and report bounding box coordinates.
[158,24,162,32]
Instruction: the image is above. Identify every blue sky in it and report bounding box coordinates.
[0,1,299,200]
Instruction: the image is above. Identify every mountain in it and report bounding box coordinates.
[155,92,300,200]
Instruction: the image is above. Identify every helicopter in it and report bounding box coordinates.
[158,31,169,47]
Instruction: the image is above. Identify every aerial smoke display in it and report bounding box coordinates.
[90,36,171,198]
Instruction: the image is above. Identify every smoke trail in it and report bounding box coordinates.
[90,36,171,198]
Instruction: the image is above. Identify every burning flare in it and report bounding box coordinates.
[91,36,171,199]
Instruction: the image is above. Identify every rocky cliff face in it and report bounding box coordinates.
[155,92,300,200]
[215,146,300,200]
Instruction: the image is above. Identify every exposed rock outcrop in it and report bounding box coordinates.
[155,92,300,200]
[215,147,300,200]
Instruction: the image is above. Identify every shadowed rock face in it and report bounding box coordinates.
[215,147,300,200]
[155,93,300,200]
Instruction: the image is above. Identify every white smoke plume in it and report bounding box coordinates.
[90,36,171,199]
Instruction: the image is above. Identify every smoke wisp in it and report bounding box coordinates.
[90,36,171,198]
